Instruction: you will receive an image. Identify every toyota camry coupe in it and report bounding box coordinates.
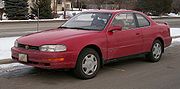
[12,10,172,79]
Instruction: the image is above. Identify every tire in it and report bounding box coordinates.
[74,48,101,79]
[147,40,163,62]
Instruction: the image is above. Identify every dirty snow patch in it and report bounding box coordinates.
[170,38,180,47]
[0,63,28,73]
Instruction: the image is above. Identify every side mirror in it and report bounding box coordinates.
[109,26,122,32]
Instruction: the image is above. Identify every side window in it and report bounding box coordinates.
[111,13,136,30]
[136,14,150,27]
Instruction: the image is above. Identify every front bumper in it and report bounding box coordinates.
[11,47,76,69]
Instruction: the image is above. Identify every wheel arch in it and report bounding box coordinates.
[79,44,104,66]
[154,37,164,53]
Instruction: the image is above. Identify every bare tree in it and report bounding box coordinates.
[93,0,105,9]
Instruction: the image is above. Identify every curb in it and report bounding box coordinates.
[172,36,180,39]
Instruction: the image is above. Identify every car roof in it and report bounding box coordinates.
[83,9,137,13]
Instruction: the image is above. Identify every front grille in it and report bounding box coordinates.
[18,43,39,50]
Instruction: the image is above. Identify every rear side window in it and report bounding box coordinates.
[111,13,136,30]
[135,14,150,27]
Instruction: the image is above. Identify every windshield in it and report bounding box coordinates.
[61,12,112,31]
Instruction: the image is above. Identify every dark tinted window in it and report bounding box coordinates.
[136,14,150,27]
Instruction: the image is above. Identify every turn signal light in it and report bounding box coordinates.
[48,58,64,61]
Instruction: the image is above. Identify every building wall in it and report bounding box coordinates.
[51,0,72,13]
[0,0,4,8]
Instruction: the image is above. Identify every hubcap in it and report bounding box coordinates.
[82,54,98,75]
[152,43,162,59]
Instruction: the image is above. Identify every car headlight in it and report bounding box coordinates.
[40,45,67,52]
[14,40,18,47]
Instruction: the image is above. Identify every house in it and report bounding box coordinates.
[51,0,72,12]
[28,0,72,14]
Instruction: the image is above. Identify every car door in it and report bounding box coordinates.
[107,13,144,59]
[134,13,152,52]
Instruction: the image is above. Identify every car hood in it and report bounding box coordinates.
[17,28,97,46]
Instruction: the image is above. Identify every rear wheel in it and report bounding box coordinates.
[147,40,163,62]
[74,48,100,79]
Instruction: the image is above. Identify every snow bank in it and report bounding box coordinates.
[0,63,29,74]
[172,38,180,42]
[0,37,19,60]
[169,38,180,47]
[171,28,180,37]
[168,13,180,17]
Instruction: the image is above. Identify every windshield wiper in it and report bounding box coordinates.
[58,26,70,29]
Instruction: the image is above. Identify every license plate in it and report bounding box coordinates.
[19,54,28,62]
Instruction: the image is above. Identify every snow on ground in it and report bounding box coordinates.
[172,38,180,42]
[0,37,19,60]
[168,13,180,17]
[170,38,180,47]
[0,63,26,72]
[171,28,180,37]
[0,28,180,60]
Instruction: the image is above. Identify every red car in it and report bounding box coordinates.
[11,10,172,79]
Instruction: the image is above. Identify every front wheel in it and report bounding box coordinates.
[74,48,100,79]
[147,40,163,62]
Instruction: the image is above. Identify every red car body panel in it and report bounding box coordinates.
[11,10,172,69]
